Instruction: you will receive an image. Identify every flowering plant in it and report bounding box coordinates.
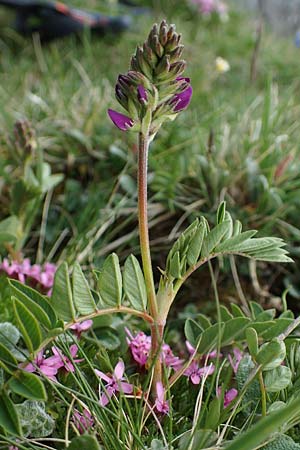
[1,19,300,450]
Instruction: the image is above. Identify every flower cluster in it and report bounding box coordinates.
[125,328,183,370]
[108,20,192,137]
[0,258,56,295]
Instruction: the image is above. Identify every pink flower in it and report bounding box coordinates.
[95,360,133,407]
[217,387,238,407]
[126,328,151,366]
[161,343,183,370]
[108,109,135,131]
[24,350,62,381]
[126,329,182,370]
[184,361,215,384]
[171,77,193,112]
[51,344,83,373]
[154,382,169,414]
[70,320,93,338]
[228,348,243,374]
[72,408,94,434]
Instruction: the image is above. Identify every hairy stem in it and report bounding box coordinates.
[138,131,162,391]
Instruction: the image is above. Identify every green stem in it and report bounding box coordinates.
[258,371,267,417]
[138,131,162,390]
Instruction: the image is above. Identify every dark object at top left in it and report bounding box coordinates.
[0,0,132,41]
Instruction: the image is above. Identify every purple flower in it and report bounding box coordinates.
[108,109,135,131]
[137,85,148,103]
[70,320,93,339]
[217,387,238,407]
[184,361,215,384]
[51,344,83,373]
[95,360,133,407]
[161,343,184,370]
[72,408,94,434]
[228,348,243,374]
[126,328,151,366]
[24,350,62,381]
[154,382,169,414]
[126,329,182,370]
[171,78,193,112]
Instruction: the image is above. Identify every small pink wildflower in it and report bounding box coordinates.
[154,382,169,415]
[228,348,243,374]
[51,344,83,373]
[95,360,133,407]
[217,387,238,407]
[184,361,215,384]
[126,329,182,369]
[24,349,62,381]
[70,320,93,339]
[72,408,94,434]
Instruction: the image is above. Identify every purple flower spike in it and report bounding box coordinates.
[108,109,134,131]
[172,77,193,112]
[137,85,148,103]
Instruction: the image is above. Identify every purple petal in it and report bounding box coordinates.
[172,84,193,112]
[156,381,165,401]
[95,369,112,384]
[190,373,201,385]
[100,386,114,407]
[224,388,238,407]
[69,344,79,358]
[137,85,148,103]
[108,109,134,131]
[119,381,133,394]
[114,360,125,380]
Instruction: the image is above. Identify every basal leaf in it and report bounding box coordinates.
[184,319,203,348]
[123,255,147,311]
[13,297,42,353]
[97,253,122,307]
[198,323,224,354]
[0,391,22,435]
[261,318,294,340]
[256,339,286,370]
[51,263,76,321]
[246,327,258,357]
[72,263,97,315]
[9,371,47,401]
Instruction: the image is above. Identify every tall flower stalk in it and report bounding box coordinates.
[108,20,192,391]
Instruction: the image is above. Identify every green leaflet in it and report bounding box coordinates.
[9,371,47,401]
[51,262,76,321]
[123,255,147,311]
[72,263,97,315]
[201,220,232,258]
[0,215,21,243]
[222,317,250,345]
[186,222,206,266]
[12,297,42,353]
[264,366,292,393]
[0,342,17,374]
[246,327,259,357]
[97,253,122,307]
[214,230,258,253]
[169,251,181,278]
[185,320,224,354]
[256,339,286,370]
[9,279,57,327]
[0,391,22,436]
[67,435,102,450]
